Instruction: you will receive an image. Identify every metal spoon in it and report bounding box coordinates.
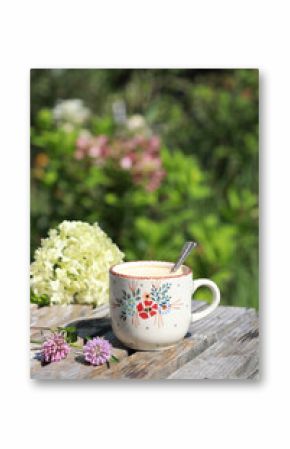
[170,241,197,273]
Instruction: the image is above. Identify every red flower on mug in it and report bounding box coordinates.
[137,293,158,319]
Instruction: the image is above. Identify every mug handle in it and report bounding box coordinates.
[191,278,220,322]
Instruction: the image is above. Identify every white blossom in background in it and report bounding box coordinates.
[126,114,151,136]
[30,221,124,306]
[112,100,127,125]
[53,99,91,129]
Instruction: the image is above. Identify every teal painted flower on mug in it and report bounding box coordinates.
[150,283,172,314]
[116,284,141,321]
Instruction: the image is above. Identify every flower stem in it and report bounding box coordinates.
[69,342,83,349]
[30,339,43,344]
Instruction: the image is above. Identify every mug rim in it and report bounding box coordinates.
[109,260,192,279]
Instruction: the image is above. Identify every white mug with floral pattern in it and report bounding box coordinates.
[109,261,220,351]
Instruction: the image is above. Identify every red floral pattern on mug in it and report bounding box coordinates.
[137,293,158,319]
[113,282,182,326]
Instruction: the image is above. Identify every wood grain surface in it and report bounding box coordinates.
[30,301,259,380]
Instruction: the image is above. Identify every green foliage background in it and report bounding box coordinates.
[31,69,259,308]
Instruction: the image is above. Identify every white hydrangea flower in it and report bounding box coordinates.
[30,221,124,306]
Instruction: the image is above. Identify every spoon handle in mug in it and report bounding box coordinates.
[171,241,197,273]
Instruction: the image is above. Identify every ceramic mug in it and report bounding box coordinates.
[109,261,220,350]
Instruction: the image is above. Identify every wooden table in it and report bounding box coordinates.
[30,301,259,380]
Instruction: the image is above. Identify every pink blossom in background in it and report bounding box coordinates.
[135,153,162,172]
[88,146,101,158]
[120,155,133,169]
[147,136,160,154]
[146,169,166,191]
[75,134,109,162]
[74,131,166,191]
[75,135,90,159]
[89,135,109,160]
[76,135,90,150]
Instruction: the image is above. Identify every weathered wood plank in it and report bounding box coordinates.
[30,302,259,380]
[91,336,215,380]
[90,306,256,380]
[30,304,110,342]
[30,304,109,328]
[189,305,257,340]
[169,309,259,379]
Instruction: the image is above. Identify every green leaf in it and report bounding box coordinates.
[30,291,50,307]
[69,342,83,349]
[65,326,78,343]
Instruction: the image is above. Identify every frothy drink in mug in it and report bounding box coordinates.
[114,263,184,277]
[109,261,220,350]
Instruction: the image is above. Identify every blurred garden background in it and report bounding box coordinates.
[30,69,259,308]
